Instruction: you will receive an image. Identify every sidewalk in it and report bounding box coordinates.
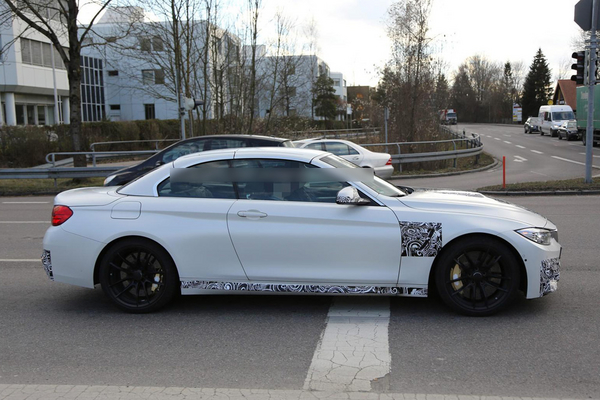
[0,385,591,400]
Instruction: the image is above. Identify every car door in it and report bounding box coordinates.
[152,159,248,282]
[226,158,401,284]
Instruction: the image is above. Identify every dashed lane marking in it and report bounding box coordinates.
[531,150,544,154]
[504,141,512,144]
[2,201,49,204]
[0,221,48,224]
[551,156,600,169]
[516,145,526,149]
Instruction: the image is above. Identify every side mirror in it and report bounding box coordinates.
[336,186,370,206]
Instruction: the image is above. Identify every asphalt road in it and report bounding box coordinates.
[1,193,599,399]
[391,123,600,191]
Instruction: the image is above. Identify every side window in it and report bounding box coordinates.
[161,140,206,163]
[305,142,324,151]
[209,139,247,150]
[325,142,356,156]
[157,160,235,199]
[232,159,348,203]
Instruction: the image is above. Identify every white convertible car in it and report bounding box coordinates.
[42,148,561,316]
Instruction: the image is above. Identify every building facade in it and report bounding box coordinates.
[0,10,70,126]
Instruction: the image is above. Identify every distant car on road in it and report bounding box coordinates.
[557,120,581,141]
[294,139,394,179]
[524,117,540,134]
[104,134,294,186]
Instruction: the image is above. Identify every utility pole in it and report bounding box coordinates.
[584,0,598,183]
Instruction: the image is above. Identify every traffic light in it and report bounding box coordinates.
[571,51,586,85]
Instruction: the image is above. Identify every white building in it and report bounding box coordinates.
[81,7,242,123]
[256,54,330,119]
[330,71,348,121]
[0,5,70,126]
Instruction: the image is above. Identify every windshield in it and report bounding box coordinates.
[552,111,575,121]
[320,154,405,197]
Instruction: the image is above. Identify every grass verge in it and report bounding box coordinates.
[0,178,105,196]
[478,178,600,192]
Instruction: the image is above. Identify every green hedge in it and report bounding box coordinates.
[0,117,355,168]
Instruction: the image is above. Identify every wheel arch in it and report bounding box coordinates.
[427,232,528,297]
[93,235,180,287]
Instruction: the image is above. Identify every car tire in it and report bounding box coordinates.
[99,238,179,313]
[434,236,520,317]
[583,135,586,146]
[551,129,558,137]
[524,127,529,134]
[558,132,562,140]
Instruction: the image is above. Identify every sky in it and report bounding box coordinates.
[259,0,584,87]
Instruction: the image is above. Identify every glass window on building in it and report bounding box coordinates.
[48,106,56,125]
[37,106,46,125]
[27,105,35,125]
[144,104,156,120]
[16,105,25,125]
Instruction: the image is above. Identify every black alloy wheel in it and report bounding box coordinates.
[99,239,179,313]
[435,237,520,316]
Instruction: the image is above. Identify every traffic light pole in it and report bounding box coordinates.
[585,0,598,183]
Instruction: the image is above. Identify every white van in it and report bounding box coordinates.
[538,105,576,137]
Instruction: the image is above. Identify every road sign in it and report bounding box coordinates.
[575,0,599,31]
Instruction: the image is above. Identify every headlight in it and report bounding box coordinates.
[104,174,116,186]
[516,228,556,245]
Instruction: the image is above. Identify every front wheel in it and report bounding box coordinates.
[434,237,520,316]
[99,238,179,313]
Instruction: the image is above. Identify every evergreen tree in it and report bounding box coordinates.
[450,64,476,122]
[521,49,553,119]
[312,73,338,120]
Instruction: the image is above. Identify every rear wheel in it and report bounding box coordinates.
[435,237,520,316]
[99,238,179,313]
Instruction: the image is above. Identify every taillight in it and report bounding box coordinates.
[52,205,73,226]
[386,157,392,166]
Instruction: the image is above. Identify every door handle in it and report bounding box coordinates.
[237,210,268,219]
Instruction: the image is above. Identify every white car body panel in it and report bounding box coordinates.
[42,147,561,313]
[227,199,401,284]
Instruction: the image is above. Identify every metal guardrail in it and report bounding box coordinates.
[45,150,158,168]
[0,166,122,180]
[90,139,179,152]
[1,128,482,180]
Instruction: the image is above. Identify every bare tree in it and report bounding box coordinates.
[385,0,436,142]
[0,0,120,165]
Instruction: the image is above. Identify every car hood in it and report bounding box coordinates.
[397,189,549,227]
[54,187,124,207]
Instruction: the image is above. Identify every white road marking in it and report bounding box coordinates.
[0,221,48,224]
[494,137,501,141]
[516,145,526,149]
[531,150,544,154]
[551,156,600,169]
[504,141,512,144]
[303,297,390,392]
[513,156,528,163]
[2,201,49,204]
[579,153,600,158]
[0,259,40,262]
